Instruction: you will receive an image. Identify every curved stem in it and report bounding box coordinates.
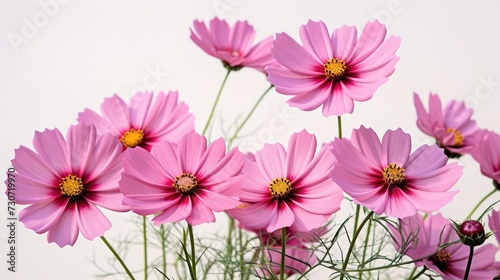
[142,216,148,280]
[100,236,135,280]
[227,84,274,149]
[464,246,474,280]
[202,69,231,136]
[280,227,287,280]
[339,211,374,280]
[337,115,343,139]
[465,188,496,220]
[410,266,427,280]
[188,225,198,280]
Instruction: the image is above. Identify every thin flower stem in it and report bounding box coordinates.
[188,224,198,280]
[143,216,148,280]
[280,227,287,280]
[227,84,274,149]
[182,229,196,280]
[339,211,374,280]
[407,266,417,279]
[410,267,427,280]
[223,217,235,280]
[337,115,343,139]
[202,69,231,136]
[160,224,167,276]
[465,188,496,220]
[464,246,474,280]
[359,216,372,280]
[100,236,135,280]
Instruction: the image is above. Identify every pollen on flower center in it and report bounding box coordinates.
[269,178,292,199]
[446,128,464,147]
[173,173,198,194]
[430,249,451,266]
[60,174,84,198]
[324,58,346,79]
[383,163,405,187]
[120,128,145,148]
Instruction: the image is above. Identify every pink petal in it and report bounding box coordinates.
[272,32,322,74]
[349,126,384,167]
[178,133,207,174]
[85,132,123,183]
[33,128,70,176]
[285,130,317,179]
[100,94,131,133]
[14,173,59,204]
[46,200,79,247]
[152,195,192,225]
[255,143,287,182]
[122,147,170,186]
[149,140,182,179]
[287,81,332,111]
[194,189,241,212]
[12,145,58,184]
[266,66,327,95]
[288,204,329,232]
[267,202,295,232]
[331,24,358,61]
[128,92,153,129]
[186,195,216,225]
[66,123,96,176]
[19,197,67,234]
[321,82,355,116]
[299,20,333,62]
[76,199,111,240]
[78,108,118,135]
[381,128,411,165]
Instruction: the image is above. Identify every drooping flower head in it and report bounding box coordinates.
[190,17,275,73]
[119,132,244,226]
[78,91,194,151]
[10,123,129,247]
[330,126,462,218]
[266,20,401,117]
[471,129,500,188]
[389,213,499,279]
[257,226,327,277]
[228,130,344,233]
[414,92,479,158]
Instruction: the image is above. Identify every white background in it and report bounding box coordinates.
[1,0,500,279]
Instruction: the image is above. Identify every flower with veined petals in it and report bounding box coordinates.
[228,130,344,233]
[266,20,401,117]
[119,132,244,226]
[414,92,479,158]
[190,17,275,73]
[330,126,462,218]
[471,129,500,188]
[78,91,194,151]
[389,213,499,280]
[257,227,327,277]
[9,123,129,247]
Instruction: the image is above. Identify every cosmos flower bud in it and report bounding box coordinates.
[455,220,489,247]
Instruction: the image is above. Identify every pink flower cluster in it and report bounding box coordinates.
[8,16,500,278]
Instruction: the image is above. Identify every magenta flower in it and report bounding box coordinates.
[389,213,499,279]
[330,126,462,218]
[119,132,244,226]
[266,20,401,117]
[471,129,500,187]
[10,123,128,247]
[78,91,194,151]
[190,17,275,73]
[414,92,479,158]
[488,208,500,244]
[228,130,343,233]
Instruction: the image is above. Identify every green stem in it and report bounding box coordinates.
[410,267,427,280]
[160,224,167,276]
[188,225,198,280]
[337,115,343,139]
[227,85,274,149]
[464,246,474,280]
[465,188,496,220]
[359,215,372,280]
[182,229,195,280]
[100,236,135,280]
[280,227,287,280]
[339,211,374,280]
[407,266,417,279]
[202,69,231,136]
[223,217,235,280]
[142,216,148,280]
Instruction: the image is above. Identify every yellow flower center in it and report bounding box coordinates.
[269,178,292,199]
[120,128,145,148]
[446,128,464,147]
[383,163,405,187]
[173,173,198,194]
[60,174,84,198]
[324,58,346,79]
[430,249,451,266]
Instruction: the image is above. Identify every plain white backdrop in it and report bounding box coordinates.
[1,1,500,279]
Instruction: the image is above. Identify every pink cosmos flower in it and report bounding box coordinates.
[10,123,129,247]
[488,208,500,244]
[190,17,275,73]
[330,126,462,218]
[389,213,499,279]
[228,130,344,233]
[119,132,244,226]
[78,91,194,151]
[471,129,500,187]
[414,92,479,158]
[266,20,401,117]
